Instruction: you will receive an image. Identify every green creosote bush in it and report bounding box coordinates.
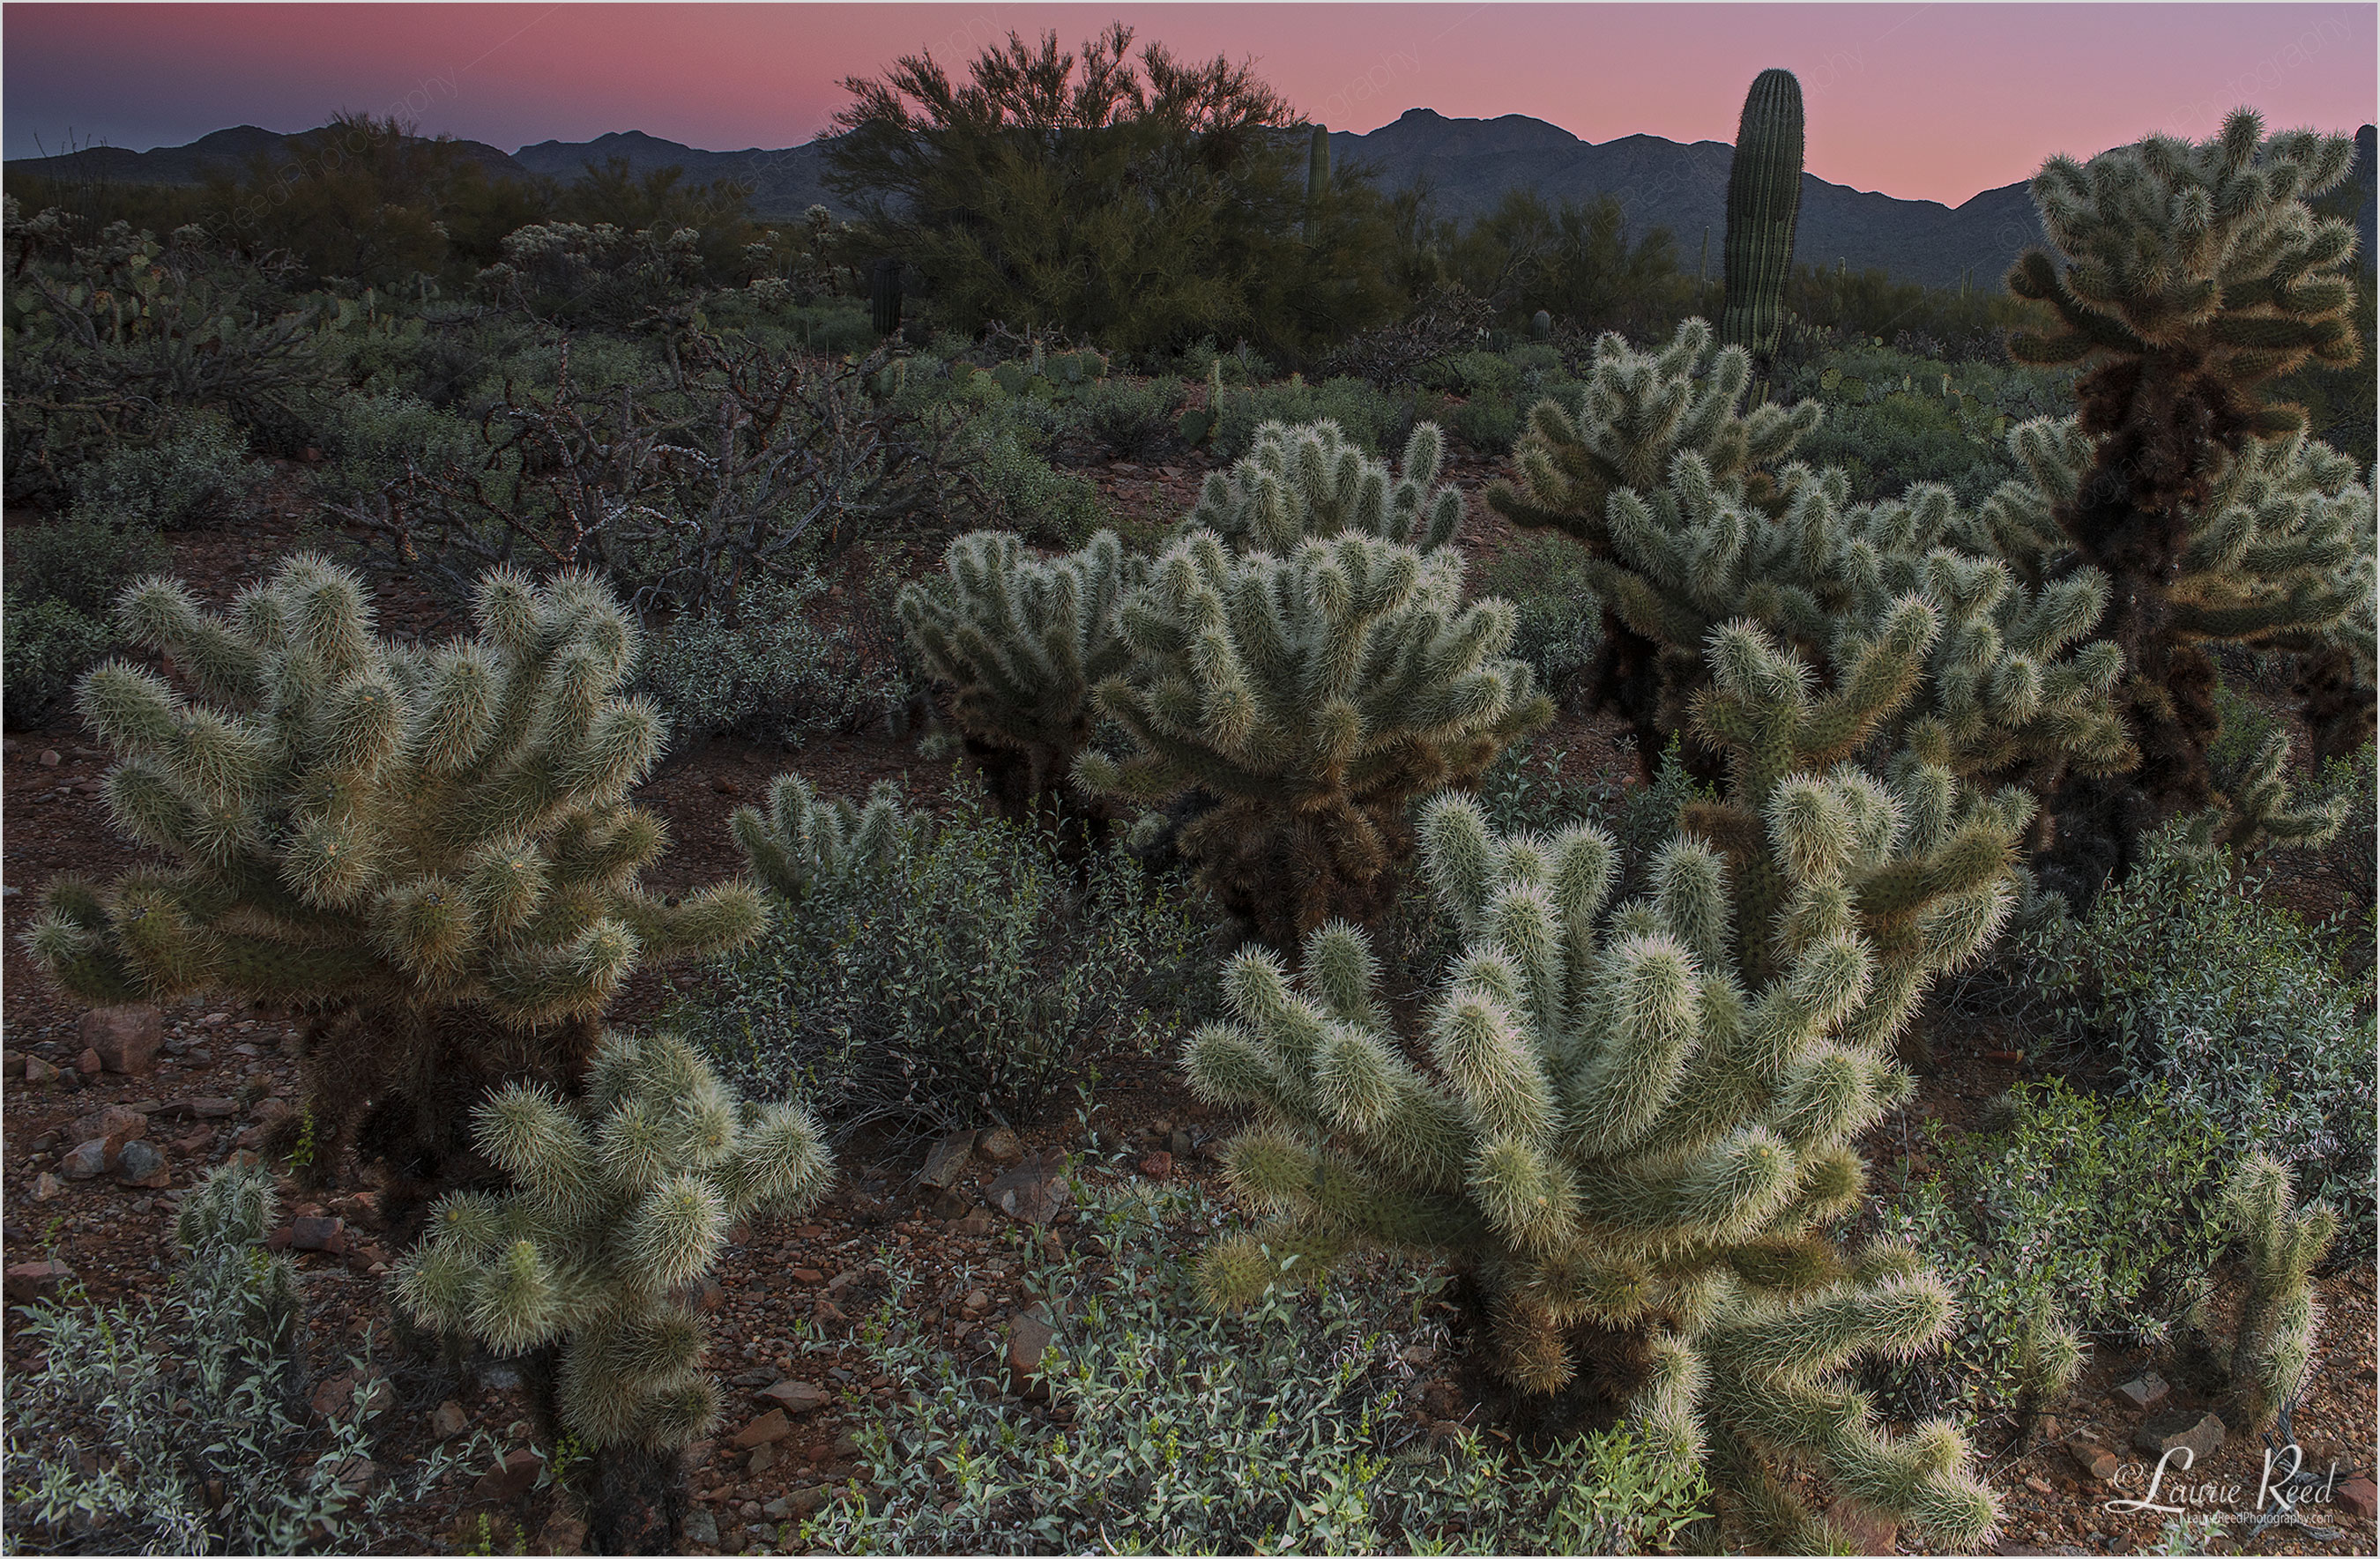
[393,1028,832,1551]
[1074,375,1185,461]
[2009,828,2377,1256]
[1211,375,1422,461]
[1868,1080,2230,1421]
[968,421,1112,550]
[305,389,480,512]
[70,408,271,531]
[2,590,115,731]
[796,1177,1712,1555]
[689,784,1210,1140]
[1476,533,1604,706]
[4,516,170,730]
[1451,393,1524,456]
[635,572,913,747]
[2,1162,487,1555]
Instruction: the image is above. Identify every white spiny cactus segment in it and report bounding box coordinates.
[1429,981,1557,1147]
[1567,933,1701,1158]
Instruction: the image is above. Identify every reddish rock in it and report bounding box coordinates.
[2339,1477,2377,1521]
[4,1260,76,1305]
[289,1215,346,1254]
[470,1448,544,1503]
[113,1140,171,1188]
[2114,1371,2169,1412]
[1008,1310,1056,1377]
[1137,1150,1174,1180]
[756,1378,831,1414]
[58,1140,113,1179]
[22,1056,61,1084]
[32,1172,66,1201]
[2134,1411,2225,1464]
[987,1150,1074,1226]
[733,1409,792,1448]
[78,1006,164,1075]
[976,1126,1023,1165]
[76,1049,103,1075]
[71,1103,149,1153]
[431,1399,469,1438]
[2070,1440,2121,1482]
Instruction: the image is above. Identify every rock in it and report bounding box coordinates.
[249,1096,294,1126]
[312,1368,394,1425]
[2024,1475,2054,1496]
[926,1186,972,1221]
[918,1129,977,1189]
[1823,1500,1898,1555]
[683,1509,720,1547]
[762,1495,792,1519]
[977,1126,1023,1165]
[185,1098,239,1119]
[733,1409,792,1448]
[2338,1477,2376,1521]
[290,1215,346,1253]
[789,1485,828,1517]
[957,1209,997,1238]
[748,1443,777,1476]
[962,1288,991,1313]
[4,1260,75,1304]
[535,1511,586,1555]
[757,1378,831,1414]
[1137,1150,1173,1180]
[1168,1128,1194,1157]
[38,748,60,766]
[790,1267,823,1284]
[2114,1371,2169,1412]
[77,1048,103,1075]
[431,1399,469,1438]
[2070,1440,2121,1482]
[1008,1310,1055,1377]
[987,1151,1073,1226]
[59,1139,113,1179]
[470,1447,544,1503]
[79,1006,164,1075]
[23,1056,60,1084]
[474,1359,524,1393]
[32,1172,65,1201]
[2134,1410,2225,1465]
[113,1139,171,1188]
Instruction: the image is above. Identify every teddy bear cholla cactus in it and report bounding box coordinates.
[898,529,1145,823]
[729,774,916,901]
[22,555,761,1213]
[1186,607,2022,1551]
[1997,110,2364,895]
[1075,529,1551,948]
[394,1028,831,1547]
[1182,419,1465,554]
[2213,1155,2339,1432]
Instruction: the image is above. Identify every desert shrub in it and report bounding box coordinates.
[797,1177,1712,1555]
[2014,832,2377,1256]
[635,572,914,746]
[1474,533,1601,704]
[1449,394,1521,453]
[474,219,706,328]
[684,793,1209,1139]
[2309,742,2377,917]
[1075,376,1183,460]
[305,389,478,511]
[68,409,270,530]
[1869,1080,2232,1420]
[968,421,1110,549]
[1,516,168,729]
[1,1162,486,1555]
[1211,375,1415,459]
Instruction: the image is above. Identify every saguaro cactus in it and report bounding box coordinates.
[1721,69,1805,363]
[870,256,903,338]
[1306,124,1332,224]
[1076,530,1551,947]
[1184,419,1464,555]
[1187,610,2020,1551]
[394,1028,832,1551]
[1998,109,2365,899]
[21,556,762,1221]
[898,529,1145,827]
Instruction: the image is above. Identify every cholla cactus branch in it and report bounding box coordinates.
[1184,419,1465,554]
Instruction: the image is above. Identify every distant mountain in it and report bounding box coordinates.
[11,115,2372,292]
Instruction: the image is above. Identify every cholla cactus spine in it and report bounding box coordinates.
[2219,1155,2339,1431]
[729,775,916,900]
[1184,418,1465,555]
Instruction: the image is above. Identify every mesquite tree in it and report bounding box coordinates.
[1186,605,2026,1551]
[1998,109,2366,899]
[1077,530,1551,948]
[21,556,762,1229]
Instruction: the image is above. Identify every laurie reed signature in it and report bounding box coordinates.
[2103,1444,2353,1518]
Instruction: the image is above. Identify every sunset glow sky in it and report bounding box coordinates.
[7,4,2375,205]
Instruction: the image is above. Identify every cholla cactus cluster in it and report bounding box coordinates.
[394,1029,831,1451]
[731,774,918,900]
[2215,1156,2339,1431]
[1075,530,1551,947]
[898,529,1145,820]
[1187,611,2024,1551]
[1183,419,1464,554]
[21,555,762,1195]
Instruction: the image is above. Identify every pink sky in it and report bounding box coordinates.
[6,4,2374,205]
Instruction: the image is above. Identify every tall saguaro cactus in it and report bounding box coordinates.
[1997,111,2366,898]
[21,556,762,1225]
[1076,530,1551,947]
[1187,610,2020,1551]
[1306,123,1332,228]
[1721,69,1805,364]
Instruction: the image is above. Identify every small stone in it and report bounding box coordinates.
[312,1367,394,1424]
[757,1378,831,1414]
[733,1408,792,1448]
[180,1096,238,1119]
[963,1288,991,1313]
[2337,1477,2376,1520]
[23,1057,60,1084]
[113,1139,171,1188]
[790,1268,823,1284]
[2070,1440,2120,1482]
[788,1485,828,1517]
[4,1259,75,1304]
[535,1511,586,1555]
[918,1129,977,1188]
[1168,1128,1194,1157]
[59,1140,113,1178]
[431,1399,469,1438]
[2025,1475,2054,1496]
[290,1215,346,1253]
[2133,1410,2225,1464]
[957,1209,997,1238]
[249,1096,294,1126]
[683,1509,720,1546]
[762,1495,792,1519]
[748,1442,777,1476]
[987,1151,1073,1226]
[79,1006,165,1075]
[977,1126,1023,1165]
[1137,1150,1173,1180]
[32,1172,65,1201]
[2037,1415,2061,1441]
[2114,1371,2169,1412]
[76,1048,102,1075]
[470,1447,543,1503]
[1008,1310,1055,1381]
[38,748,60,767]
